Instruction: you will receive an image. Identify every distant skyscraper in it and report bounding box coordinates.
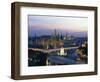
[54,29,57,37]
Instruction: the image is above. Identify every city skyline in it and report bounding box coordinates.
[28,15,88,37]
[28,15,88,66]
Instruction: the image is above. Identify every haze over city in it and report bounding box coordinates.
[28,15,88,37]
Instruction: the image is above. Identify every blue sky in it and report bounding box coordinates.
[28,15,88,37]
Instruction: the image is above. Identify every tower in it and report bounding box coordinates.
[54,29,57,37]
[35,33,37,44]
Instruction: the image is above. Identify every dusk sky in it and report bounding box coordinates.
[28,15,88,37]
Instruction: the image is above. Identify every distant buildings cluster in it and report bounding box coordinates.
[28,29,74,49]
